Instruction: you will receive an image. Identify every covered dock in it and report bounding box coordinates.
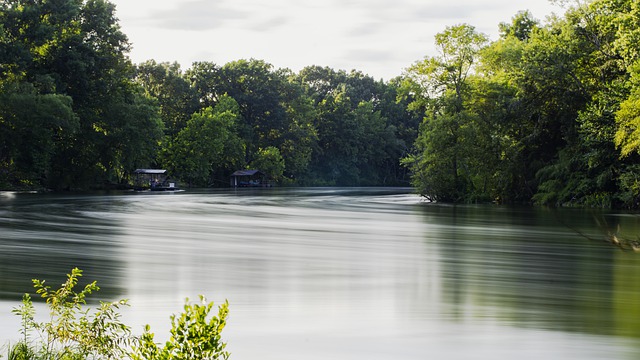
[133,169,178,191]
[230,170,271,187]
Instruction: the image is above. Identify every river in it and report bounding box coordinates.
[1,188,640,359]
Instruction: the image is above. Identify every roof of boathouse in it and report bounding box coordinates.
[230,169,264,177]
[134,169,167,175]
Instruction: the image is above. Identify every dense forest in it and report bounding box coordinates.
[1,0,640,208]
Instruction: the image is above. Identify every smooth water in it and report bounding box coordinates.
[1,188,640,359]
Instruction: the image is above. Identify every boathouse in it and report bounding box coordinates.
[133,169,178,191]
[230,169,270,187]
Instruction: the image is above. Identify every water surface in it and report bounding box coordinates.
[1,188,640,359]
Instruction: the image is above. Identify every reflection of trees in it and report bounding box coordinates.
[418,205,639,337]
[613,251,640,338]
[588,213,640,252]
[582,212,640,338]
[0,194,126,301]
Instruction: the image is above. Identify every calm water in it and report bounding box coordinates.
[1,188,640,359]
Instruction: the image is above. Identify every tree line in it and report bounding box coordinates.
[0,0,419,191]
[2,0,640,208]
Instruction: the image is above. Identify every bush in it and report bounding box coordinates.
[131,296,230,360]
[8,268,132,360]
[4,268,230,360]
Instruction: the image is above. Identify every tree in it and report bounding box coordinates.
[0,82,78,188]
[612,0,640,157]
[526,0,634,207]
[185,61,224,109]
[312,89,361,185]
[136,60,199,137]
[249,146,285,183]
[403,24,488,201]
[0,0,164,190]
[615,86,640,157]
[187,59,318,182]
[296,66,412,186]
[162,95,244,187]
[376,77,421,185]
[279,92,318,181]
[215,59,289,150]
[614,69,640,206]
[104,89,165,183]
[499,10,539,41]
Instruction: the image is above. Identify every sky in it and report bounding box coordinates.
[109,0,565,81]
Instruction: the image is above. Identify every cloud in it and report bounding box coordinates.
[341,47,402,66]
[113,0,563,80]
[409,5,477,22]
[249,15,290,32]
[150,0,251,31]
[347,21,386,38]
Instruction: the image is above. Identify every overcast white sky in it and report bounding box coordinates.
[110,0,564,81]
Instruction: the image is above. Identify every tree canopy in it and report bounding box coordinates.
[403,0,640,208]
[0,0,163,190]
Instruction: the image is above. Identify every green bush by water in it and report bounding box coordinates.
[3,268,230,360]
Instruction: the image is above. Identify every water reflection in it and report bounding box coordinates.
[422,206,620,335]
[1,189,640,359]
[0,193,126,299]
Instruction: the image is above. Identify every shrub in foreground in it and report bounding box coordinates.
[4,268,230,360]
[131,296,230,360]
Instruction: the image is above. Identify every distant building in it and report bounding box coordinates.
[230,170,271,187]
[133,169,178,191]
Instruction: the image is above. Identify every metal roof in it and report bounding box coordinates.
[134,169,167,174]
[230,169,263,176]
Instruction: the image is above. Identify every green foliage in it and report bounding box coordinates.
[0,0,163,190]
[249,147,285,184]
[209,59,290,150]
[135,60,199,137]
[131,296,230,360]
[294,66,411,186]
[2,0,419,190]
[615,88,640,157]
[617,164,640,208]
[7,0,640,206]
[7,268,132,360]
[6,269,232,360]
[161,95,245,187]
[400,0,640,208]
[12,294,35,346]
[184,59,322,184]
[8,341,36,360]
[402,24,488,202]
[499,10,539,41]
[0,82,78,189]
[522,0,635,207]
